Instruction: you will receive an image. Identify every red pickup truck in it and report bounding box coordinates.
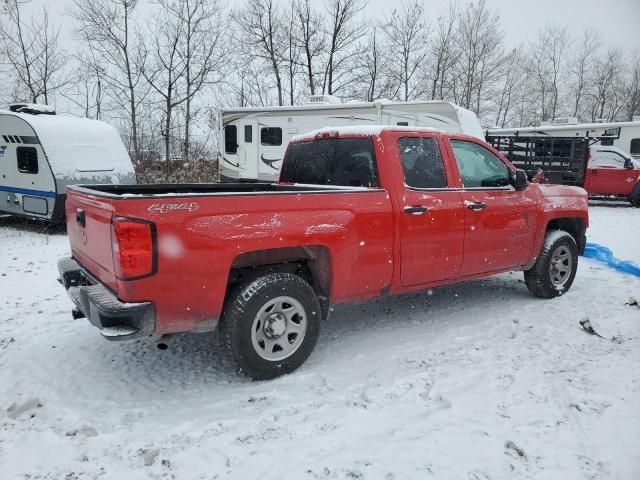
[58,126,589,379]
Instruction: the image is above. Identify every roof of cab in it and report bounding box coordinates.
[291,125,445,143]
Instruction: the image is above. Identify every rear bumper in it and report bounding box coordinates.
[57,257,155,341]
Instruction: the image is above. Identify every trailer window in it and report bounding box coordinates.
[451,140,511,188]
[281,138,379,188]
[244,125,253,143]
[631,139,640,156]
[261,127,282,146]
[17,146,38,174]
[224,125,238,154]
[398,137,447,188]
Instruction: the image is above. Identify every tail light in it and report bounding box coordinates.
[111,216,157,280]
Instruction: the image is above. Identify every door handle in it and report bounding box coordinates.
[404,205,428,215]
[466,202,486,211]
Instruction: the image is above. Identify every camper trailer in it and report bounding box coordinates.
[0,105,136,223]
[219,98,485,182]
[488,117,640,159]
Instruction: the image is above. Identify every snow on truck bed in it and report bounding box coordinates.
[1,206,639,479]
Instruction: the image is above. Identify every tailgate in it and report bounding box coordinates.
[65,187,118,292]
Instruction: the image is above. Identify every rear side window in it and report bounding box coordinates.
[224,125,237,154]
[631,138,640,156]
[451,140,511,188]
[261,127,282,146]
[280,138,379,187]
[17,146,38,174]
[398,137,447,188]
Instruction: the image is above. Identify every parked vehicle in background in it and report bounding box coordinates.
[487,133,640,206]
[0,104,136,223]
[218,97,485,182]
[488,117,640,159]
[59,126,588,379]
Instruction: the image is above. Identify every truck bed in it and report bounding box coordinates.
[64,182,395,335]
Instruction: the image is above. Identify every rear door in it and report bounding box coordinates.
[447,138,535,276]
[584,149,637,195]
[394,133,465,286]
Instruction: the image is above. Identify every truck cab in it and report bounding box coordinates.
[584,145,640,201]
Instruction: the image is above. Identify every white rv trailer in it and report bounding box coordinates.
[218,98,485,182]
[0,105,136,223]
[488,117,640,159]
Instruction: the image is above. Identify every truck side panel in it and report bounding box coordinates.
[67,189,395,335]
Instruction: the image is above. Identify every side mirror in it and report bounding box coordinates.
[513,168,529,190]
[624,158,634,169]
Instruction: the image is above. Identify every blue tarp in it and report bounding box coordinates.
[582,243,640,277]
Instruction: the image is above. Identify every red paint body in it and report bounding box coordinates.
[583,164,640,196]
[65,129,589,335]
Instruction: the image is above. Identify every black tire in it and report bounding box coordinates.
[630,181,640,207]
[524,230,578,299]
[219,273,321,380]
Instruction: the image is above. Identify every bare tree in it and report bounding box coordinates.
[453,0,504,115]
[322,0,367,96]
[568,30,600,119]
[493,47,526,127]
[623,52,640,121]
[235,0,285,106]
[381,1,430,102]
[293,0,325,96]
[160,0,224,161]
[70,0,145,161]
[0,0,67,104]
[529,24,570,121]
[62,45,106,119]
[585,48,625,121]
[429,3,458,101]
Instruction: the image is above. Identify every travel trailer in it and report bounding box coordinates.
[488,117,640,159]
[218,98,485,182]
[0,104,136,223]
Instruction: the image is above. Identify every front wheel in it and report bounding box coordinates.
[524,230,578,299]
[219,273,321,380]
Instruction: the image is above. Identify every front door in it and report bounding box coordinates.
[448,138,535,276]
[396,134,465,286]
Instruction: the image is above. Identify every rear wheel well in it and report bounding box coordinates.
[546,218,586,254]
[226,246,332,318]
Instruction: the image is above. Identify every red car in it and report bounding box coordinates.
[58,127,589,379]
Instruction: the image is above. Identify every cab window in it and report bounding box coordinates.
[398,137,447,188]
[592,150,626,168]
[450,140,511,188]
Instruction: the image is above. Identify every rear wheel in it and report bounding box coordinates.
[219,273,321,380]
[524,230,578,299]
[630,181,640,207]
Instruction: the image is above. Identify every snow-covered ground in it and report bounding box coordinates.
[1,205,639,480]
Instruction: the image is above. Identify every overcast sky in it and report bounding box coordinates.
[22,0,640,52]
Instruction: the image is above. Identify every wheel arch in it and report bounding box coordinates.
[545,217,587,255]
[226,245,333,318]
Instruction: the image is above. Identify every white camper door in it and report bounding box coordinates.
[238,120,259,180]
